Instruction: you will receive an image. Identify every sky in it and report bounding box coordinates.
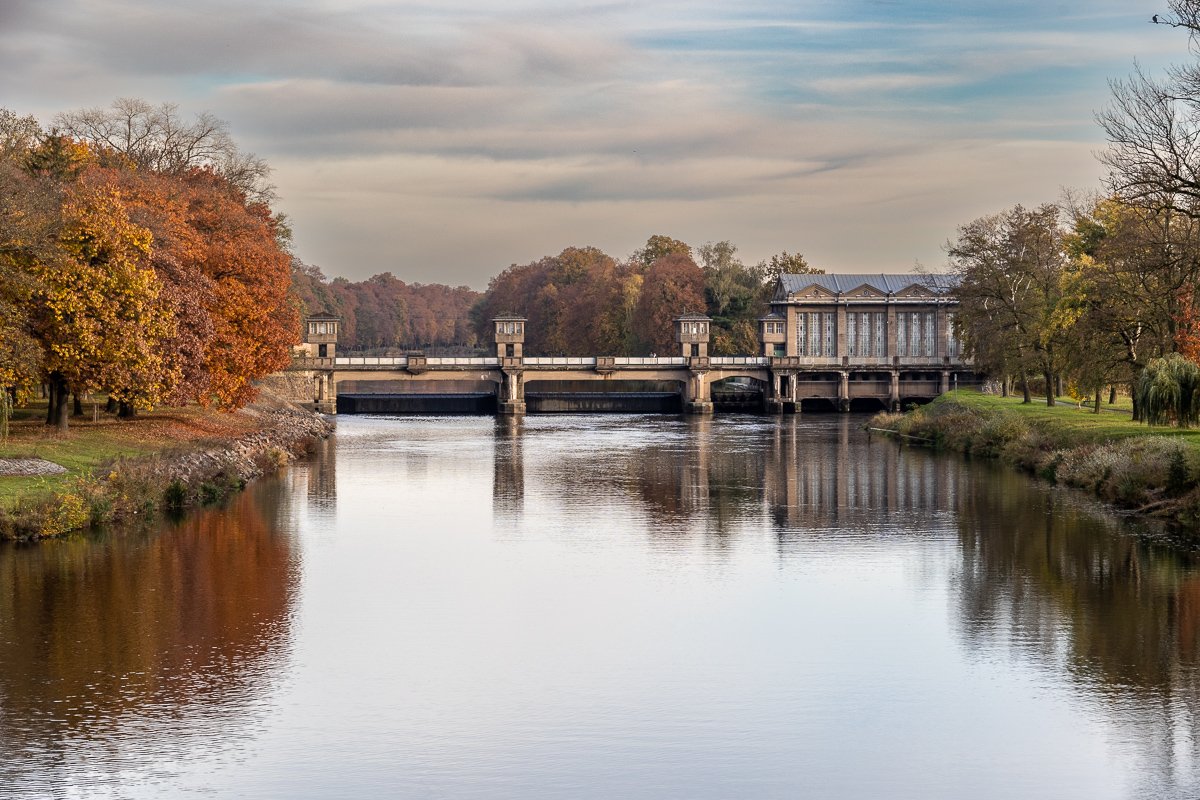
[0,0,1181,288]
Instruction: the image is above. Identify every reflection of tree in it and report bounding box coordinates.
[304,435,337,510]
[493,416,524,517]
[953,475,1200,793]
[0,485,298,791]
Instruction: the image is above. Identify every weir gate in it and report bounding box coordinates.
[289,278,980,416]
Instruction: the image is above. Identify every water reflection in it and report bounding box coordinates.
[4,414,1200,798]
[0,485,299,797]
[493,416,524,517]
[954,475,1200,797]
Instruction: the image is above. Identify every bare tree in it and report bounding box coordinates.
[54,98,275,203]
[1100,2,1200,212]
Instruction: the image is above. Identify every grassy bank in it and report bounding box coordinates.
[872,391,1200,526]
[0,396,331,540]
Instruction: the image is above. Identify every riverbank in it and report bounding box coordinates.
[871,391,1200,527]
[0,388,333,540]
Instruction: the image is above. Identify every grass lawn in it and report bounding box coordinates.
[0,400,262,507]
[934,390,1200,447]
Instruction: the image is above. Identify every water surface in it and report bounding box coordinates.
[2,414,1199,799]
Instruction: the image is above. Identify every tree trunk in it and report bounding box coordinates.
[46,380,56,426]
[1044,370,1055,406]
[1094,387,1102,414]
[49,375,69,432]
[117,402,137,419]
[73,394,83,417]
[105,397,118,414]
[46,373,70,431]
[1001,377,1009,397]
[1020,372,1032,404]
[1131,381,1142,422]
[1109,385,1117,405]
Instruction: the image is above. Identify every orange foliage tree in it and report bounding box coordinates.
[632,254,707,354]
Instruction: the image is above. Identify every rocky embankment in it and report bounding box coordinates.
[166,406,333,485]
[0,401,334,541]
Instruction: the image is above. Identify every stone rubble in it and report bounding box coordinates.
[0,458,69,477]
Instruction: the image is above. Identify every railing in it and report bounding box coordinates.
[611,357,687,366]
[710,356,769,367]
[425,357,501,366]
[292,353,973,371]
[522,357,598,366]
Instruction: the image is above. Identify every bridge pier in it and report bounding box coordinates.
[499,368,526,415]
[889,370,900,412]
[315,371,336,414]
[838,371,850,413]
[766,371,783,414]
[685,368,713,415]
[784,373,798,414]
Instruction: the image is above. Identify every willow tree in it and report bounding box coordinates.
[1134,353,1200,427]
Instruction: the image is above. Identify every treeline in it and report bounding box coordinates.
[290,264,481,351]
[948,201,1200,416]
[471,236,819,356]
[0,100,296,431]
[949,4,1200,424]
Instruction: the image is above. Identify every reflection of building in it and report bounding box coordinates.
[492,416,524,516]
[305,436,337,510]
[763,418,964,529]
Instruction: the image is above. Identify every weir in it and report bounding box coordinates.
[285,274,983,416]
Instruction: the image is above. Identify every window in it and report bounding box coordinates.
[847,312,886,356]
[896,311,935,356]
[797,312,835,356]
[947,313,960,358]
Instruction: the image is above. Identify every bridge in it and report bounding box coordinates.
[288,272,980,415]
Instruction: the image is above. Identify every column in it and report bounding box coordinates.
[839,370,850,413]
[890,370,900,411]
[940,370,950,394]
[836,304,847,358]
[886,303,897,360]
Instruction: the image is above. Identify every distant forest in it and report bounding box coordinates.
[291,262,482,353]
[292,236,819,356]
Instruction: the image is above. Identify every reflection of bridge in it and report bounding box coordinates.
[287,273,979,415]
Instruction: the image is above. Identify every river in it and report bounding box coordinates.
[1,414,1199,799]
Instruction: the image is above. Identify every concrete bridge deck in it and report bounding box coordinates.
[287,354,976,415]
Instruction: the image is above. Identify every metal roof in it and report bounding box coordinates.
[674,313,712,321]
[777,273,959,296]
[305,312,341,320]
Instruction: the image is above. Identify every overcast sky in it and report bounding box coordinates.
[0,0,1179,288]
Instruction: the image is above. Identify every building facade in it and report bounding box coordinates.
[764,273,962,365]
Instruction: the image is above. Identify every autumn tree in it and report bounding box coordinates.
[32,180,175,429]
[631,234,692,270]
[176,170,297,407]
[1064,196,1200,415]
[948,204,1072,405]
[632,254,706,354]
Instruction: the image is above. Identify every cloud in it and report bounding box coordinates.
[0,0,1173,285]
